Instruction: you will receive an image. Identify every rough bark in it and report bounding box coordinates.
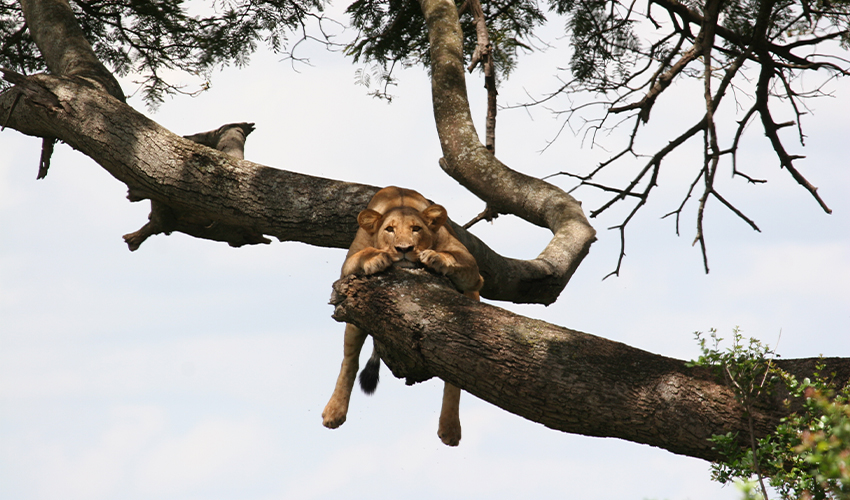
[3,0,848,464]
[2,0,597,305]
[0,71,578,303]
[184,123,256,161]
[331,268,850,462]
[420,0,598,304]
[20,0,124,101]
[0,71,376,247]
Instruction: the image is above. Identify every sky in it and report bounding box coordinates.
[1,8,849,500]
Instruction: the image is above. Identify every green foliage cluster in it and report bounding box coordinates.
[0,3,35,71]
[6,0,850,106]
[345,0,544,80]
[0,0,324,105]
[549,0,641,88]
[691,328,850,500]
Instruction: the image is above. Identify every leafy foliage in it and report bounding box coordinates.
[0,0,325,105]
[548,0,641,88]
[0,2,38,74]
[354,63,397,101]
[692,328,850,500]
[345,0,544,80]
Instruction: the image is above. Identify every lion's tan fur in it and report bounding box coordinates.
[322,186,482,446]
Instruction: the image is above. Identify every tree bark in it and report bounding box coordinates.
[420,0,597,304]
[20,0,124,100]
[3,0,848,464]
[331,268,850,462]
[2,0,598,305]
[0,69,579,304]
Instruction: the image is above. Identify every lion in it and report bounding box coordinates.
[322,186,483,446]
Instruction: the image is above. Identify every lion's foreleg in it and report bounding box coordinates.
[438,382,462,446]
[419,249,483,293]
[322,323,368,429]
[342,248,394,277]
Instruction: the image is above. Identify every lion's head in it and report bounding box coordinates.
[356,204,448,268]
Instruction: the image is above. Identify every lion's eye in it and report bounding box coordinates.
[385,226,394,233]
[411,226,421,232]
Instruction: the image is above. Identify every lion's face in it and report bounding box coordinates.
[357,205,447,267]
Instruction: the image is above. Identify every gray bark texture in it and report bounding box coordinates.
[331,268,850,462]
[2,0,595,305]
[2,0,848,464]
[420,0,597,304]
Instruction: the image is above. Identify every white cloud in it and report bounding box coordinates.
[134,417,277,494]
[0,333,324,401]
[12,405,166,500]
[727,242,850,298]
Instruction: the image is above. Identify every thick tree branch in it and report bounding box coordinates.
[20,0,124,100]
[331,268,850,462]
[123,123,261,250]
[0,71,582,305]
[420,0,597,304]
[0,0,597,306]
[184,122,256,160]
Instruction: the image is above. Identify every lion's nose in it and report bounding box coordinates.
[395,245,414,254]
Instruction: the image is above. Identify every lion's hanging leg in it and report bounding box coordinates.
[322,323,367,429]
[437,382,462,446]
[435,290,477,446]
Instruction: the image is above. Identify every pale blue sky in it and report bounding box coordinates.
[1,10,848,500]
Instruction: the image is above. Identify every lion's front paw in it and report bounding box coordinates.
[419,249,452,275]
[322,399,348,429]
[362,251,393,275]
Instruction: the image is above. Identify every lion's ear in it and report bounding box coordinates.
[421,205,448,230]
[357,209,384,234]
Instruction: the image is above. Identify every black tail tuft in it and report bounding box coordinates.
[359,354,381,395]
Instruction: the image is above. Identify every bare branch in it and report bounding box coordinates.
[711,189,761,232]
[755,57,832,214]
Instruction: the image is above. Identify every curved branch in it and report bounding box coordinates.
[20,0,124,100]
[331,268,850,462]
[0,72,575,304]
[420,0,597,304]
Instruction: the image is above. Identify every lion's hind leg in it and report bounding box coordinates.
[438,382,462,446]
[322,323,367,429]
[436,289,478,446]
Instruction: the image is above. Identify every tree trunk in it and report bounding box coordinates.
[0,69,579,303]
[4,0,848,465]
[331,268,850,462]
[1,0,596,305]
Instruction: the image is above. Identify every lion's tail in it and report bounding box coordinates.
[358,346,381,395]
